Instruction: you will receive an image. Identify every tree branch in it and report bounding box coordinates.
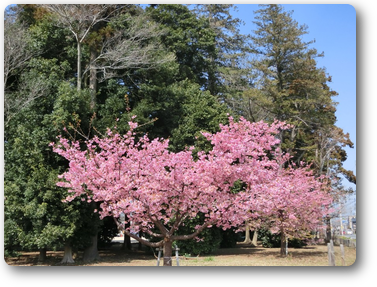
[113,217,164,248]
[172,220,215,241]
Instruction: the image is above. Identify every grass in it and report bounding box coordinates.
[5,242,356,267]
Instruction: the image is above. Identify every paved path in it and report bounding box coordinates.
[111,235,141,244]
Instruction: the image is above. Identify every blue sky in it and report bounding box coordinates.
[230,4,356,191]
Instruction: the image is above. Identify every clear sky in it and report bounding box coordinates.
[230,4,356,191]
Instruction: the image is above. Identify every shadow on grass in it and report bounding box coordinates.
[5,243,156,266]
[212,243,328,259]
[5,242,330,266]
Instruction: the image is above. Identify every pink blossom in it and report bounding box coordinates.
[52,116,332,247]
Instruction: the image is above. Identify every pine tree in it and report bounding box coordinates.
[248,4,354,179]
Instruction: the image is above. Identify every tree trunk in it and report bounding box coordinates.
[38,248,47,263]
[122,221,132,250]
[163,239,173,266]
[89,45,98,110]
[77,41,82,91]
[325,216,332,243]
[251,229,258,246]
[83,233,100,263]
[122,232,132,250]
[138,232,143,251]
[242,222,252,244]
[280,231,287,257]
[61,243,75,264]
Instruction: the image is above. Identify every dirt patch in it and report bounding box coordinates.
[5,242,356,267]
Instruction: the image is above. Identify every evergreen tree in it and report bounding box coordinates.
[193,4,252,98]
[3,57,95,262]
[146,4,216,90]
[248,4,354,181]
[4,6,102,262]
[249,5,328,122]
[116,5,233,150]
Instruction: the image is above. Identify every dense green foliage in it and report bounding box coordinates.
[258,229,307,249]
[4,4,355,260]
[174,214,223,256]
[174,214,240,256]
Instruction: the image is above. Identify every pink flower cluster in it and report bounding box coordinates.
[52,116,332,241]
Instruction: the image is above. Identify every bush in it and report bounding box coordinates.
[258,228,307,248]
[219,227,242,248]
[288,237,307,248]
[98,216,119,248]
[258,228,281,248]
[4,218,22,257]
[175,214,223,256]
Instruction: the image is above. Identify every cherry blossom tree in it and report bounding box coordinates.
[202,117,333,256]
[52,116,331,264]
[254,165,333,255]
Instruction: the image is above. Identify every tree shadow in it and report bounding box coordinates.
[5,243,156,266]
[211,243,328,259]
[5,242,330,266]
[73,242,157,265]
[5,251,65,266]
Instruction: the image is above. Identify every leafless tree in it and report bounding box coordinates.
[43,4,174,94]
[4,13,45,126]
[42,4,118,91]
[86,13,175,82]
[315,126,354,178]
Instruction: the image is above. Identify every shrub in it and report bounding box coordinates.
[258,228,307,248]
[174,213,222,256]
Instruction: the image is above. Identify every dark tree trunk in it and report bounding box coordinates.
[325,216,332,243]
[138,231,143,250]
[280,231,287,257]
[83,233,100,263]
[38,248,47,263]
[121,221,132,250]
[122,233,132,250]
[163,239,173,266]
[61,242,75,264]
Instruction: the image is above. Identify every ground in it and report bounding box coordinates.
[5,241,356,266]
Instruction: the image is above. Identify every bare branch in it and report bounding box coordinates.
[4,19,41,87]
[42,4,117,42]
[4,10,47,128]
[4,74,49,127]
[86,14,175,81]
